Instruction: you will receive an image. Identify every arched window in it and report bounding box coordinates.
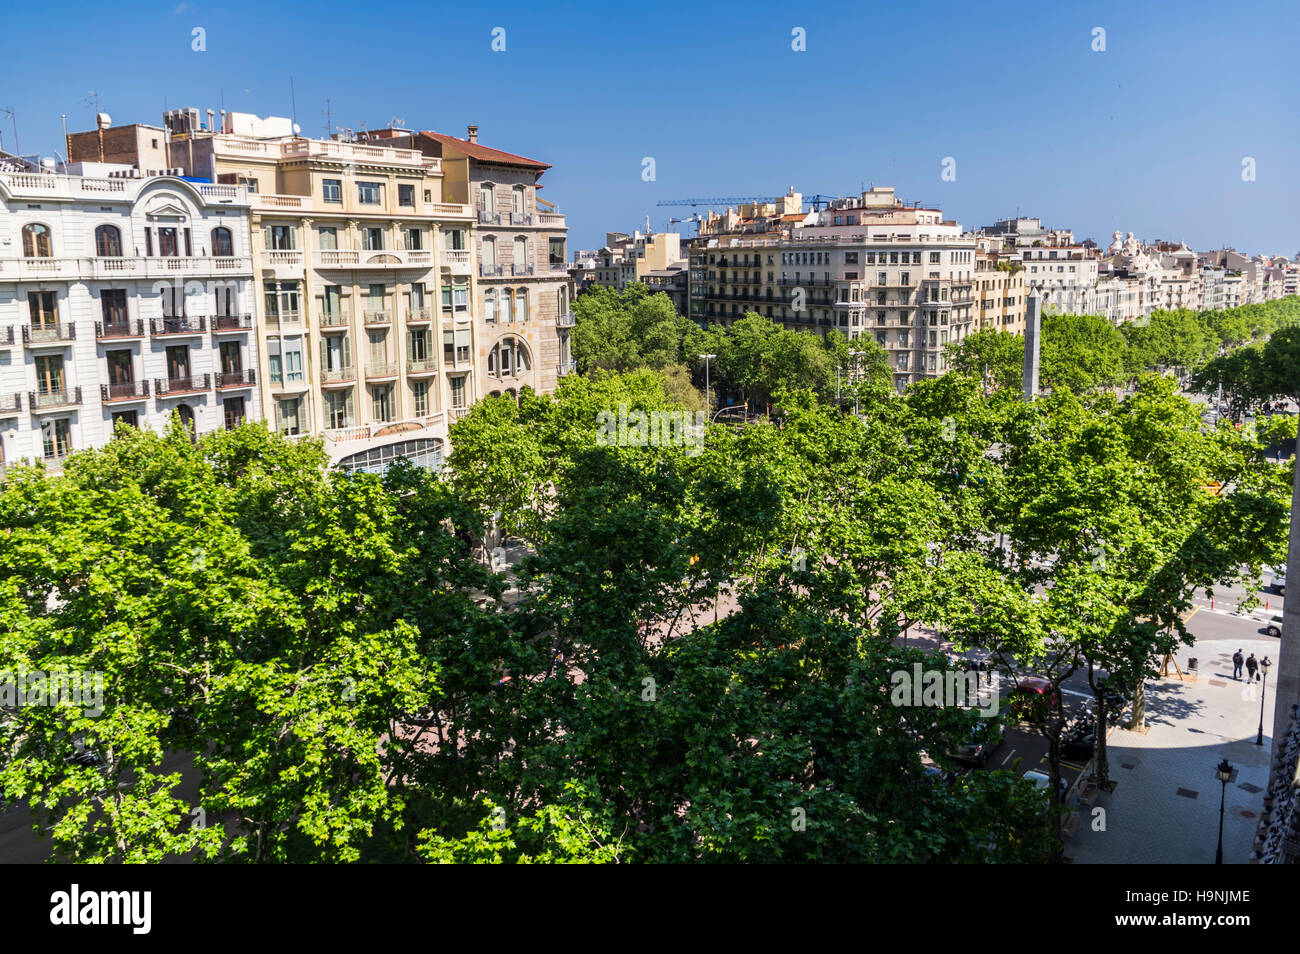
[483,289,497,323]
[489,336,530,378]
[478,182,494,214]
[176,404,196,438]
[515,289,527,322]
[22,223,52,258]
[211,226,233,257]
[482,236,496,270]
[500,287,513,323]
[513,236,528,273]
[512,185,525,216]
[94,224,122,257]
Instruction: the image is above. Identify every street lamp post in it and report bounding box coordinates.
[846,349,868,415]
[699,353,716,416]
[1215,759,1233,864]
[1257,656,1272,745]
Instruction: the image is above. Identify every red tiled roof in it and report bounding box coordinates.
[419,131,550,169]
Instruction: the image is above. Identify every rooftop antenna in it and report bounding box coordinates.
[1,106,17,157]
[323,98,333,139]
[83,90,101,116]
[290,77,298,129]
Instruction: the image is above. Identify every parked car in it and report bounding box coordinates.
[948,715,1007,766]
[1010,675,1059,721]
[1267,614,1284,638]
[1023,769,1069,797]
[1272,565,1287,595]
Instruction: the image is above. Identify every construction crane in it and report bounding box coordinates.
[656,196,780,208]
[666,213,703,235]
[658,194,838,212]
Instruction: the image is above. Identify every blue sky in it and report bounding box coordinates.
[3,0,1297,255]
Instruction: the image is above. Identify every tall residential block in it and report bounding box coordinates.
[368,127,576,392]
[688,187,976,390]
[0,165,259,472]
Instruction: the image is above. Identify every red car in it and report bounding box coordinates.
[1011,676,1060,719]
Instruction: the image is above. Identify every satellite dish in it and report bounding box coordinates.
[292,123,301,135]
[96,112,112,130]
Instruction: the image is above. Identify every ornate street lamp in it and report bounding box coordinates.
[1256,656,1273,746]
[1215,759,1233,865]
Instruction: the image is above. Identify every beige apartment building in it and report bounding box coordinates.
[689,187,977,389]
[71,110,479,471]
[368,127,575,391]
[973,246,1027,335]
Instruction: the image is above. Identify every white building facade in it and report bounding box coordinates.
[0,170,258,472]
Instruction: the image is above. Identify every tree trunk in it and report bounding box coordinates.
[1094,690,1110,788]
[1131,680,1146,731]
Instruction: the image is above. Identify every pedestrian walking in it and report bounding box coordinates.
[1246,653,1259,682]
[1232,649,1244,681]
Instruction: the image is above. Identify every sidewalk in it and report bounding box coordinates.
[1067,639,1277,864]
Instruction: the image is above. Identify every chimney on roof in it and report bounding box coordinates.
[467,124,478,144]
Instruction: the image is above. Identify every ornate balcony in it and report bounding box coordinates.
[556,312,575,328]
[151,316,206,336]
[215,369,256,389]
[101,381,149,403]
[211,314,254,333]
[320,366,356,386]
[29,386,82,409]
[23,322,76,345]
[313,249,434,270]
[154,373,210,396]
[96,319,146,339]
[406,357,439,376]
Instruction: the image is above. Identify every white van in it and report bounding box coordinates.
[1273,565,1287,595]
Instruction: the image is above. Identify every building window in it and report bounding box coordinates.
[449,375,466,409]
[515,288,527,321]
[95,224,122,257]
[276,398,301,436]
[478,183,494,212]
[444,328,470,365]
[41,418,72,459]
[364,227,385,251]
[489,336,530,378]
[28,291,58,329]
[318,226,338,250]
[22,223,52,257]
[357,181,383,205]
[411,380,428,416]
[325,390,353,429]
[158,227,179,257]
[111,409,139,430]
[268,225,296,250]
[223,397,246,430]
[322,179,342,203]
[210,226,233,257]
[512,186,525,216]
[398,183,415,207]
[371,385,394,423]
[35,353,65,395]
